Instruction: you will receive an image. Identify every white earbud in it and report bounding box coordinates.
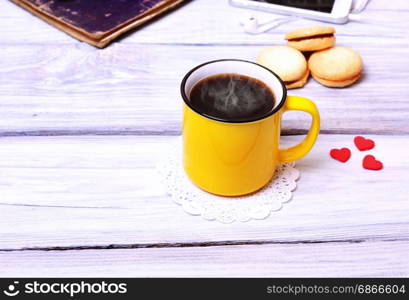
[240,16,260,34]
[240,15,299,34]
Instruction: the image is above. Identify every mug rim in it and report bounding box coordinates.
[180,59,287,124]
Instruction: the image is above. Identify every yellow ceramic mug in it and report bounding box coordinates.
[181,59,320,196]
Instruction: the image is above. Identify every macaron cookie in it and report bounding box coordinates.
[285,26,336,52]
[257,46,309,89]
[308,46,363,88]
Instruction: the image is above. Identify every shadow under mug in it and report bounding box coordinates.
[181,59,320,196]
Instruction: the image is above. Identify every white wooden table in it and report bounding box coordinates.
[1,0,408,277]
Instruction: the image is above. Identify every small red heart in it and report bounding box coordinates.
[363,155,383,170]
[330,148,351,163]
[354,136,375,151]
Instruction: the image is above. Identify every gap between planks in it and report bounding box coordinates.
[1,238,406,253]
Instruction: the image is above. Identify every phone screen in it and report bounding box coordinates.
[249,0,336,13]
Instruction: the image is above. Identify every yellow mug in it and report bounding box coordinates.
[181,59,320,196]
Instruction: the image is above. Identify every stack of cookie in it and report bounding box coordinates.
[257,26,363,89]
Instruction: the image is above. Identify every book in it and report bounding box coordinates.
[10,0,186,48]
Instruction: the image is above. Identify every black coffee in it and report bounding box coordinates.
[189,73,275,122]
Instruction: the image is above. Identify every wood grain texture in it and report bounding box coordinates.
[3,0,409,44]
[1,241,408,277]
[0,135,408,250]
[1,0,409,135]
[1,42,408,135]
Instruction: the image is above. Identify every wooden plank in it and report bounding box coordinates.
[9,0,187,48]
[1,241,408,277]
[1,43,408,135]
[0,135,408,249]
[2,0,409,44]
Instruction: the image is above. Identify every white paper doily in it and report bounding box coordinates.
[157,138,300,223]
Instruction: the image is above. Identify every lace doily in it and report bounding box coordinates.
[157,138,300,223]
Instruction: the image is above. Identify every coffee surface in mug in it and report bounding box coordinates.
[189,73,275,121]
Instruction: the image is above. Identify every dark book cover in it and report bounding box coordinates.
[10,0,187,48]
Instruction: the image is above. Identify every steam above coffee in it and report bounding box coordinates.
[189,73,275,122]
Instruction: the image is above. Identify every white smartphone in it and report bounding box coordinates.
[230,0,353,24]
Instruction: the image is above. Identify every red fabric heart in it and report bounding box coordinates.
[330,148,351,163]
[354,136,375,151]
[363,155,383,170]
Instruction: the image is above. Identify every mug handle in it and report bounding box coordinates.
[278,95,320,163]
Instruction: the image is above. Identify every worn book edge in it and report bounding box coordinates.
[10,0,186,48]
